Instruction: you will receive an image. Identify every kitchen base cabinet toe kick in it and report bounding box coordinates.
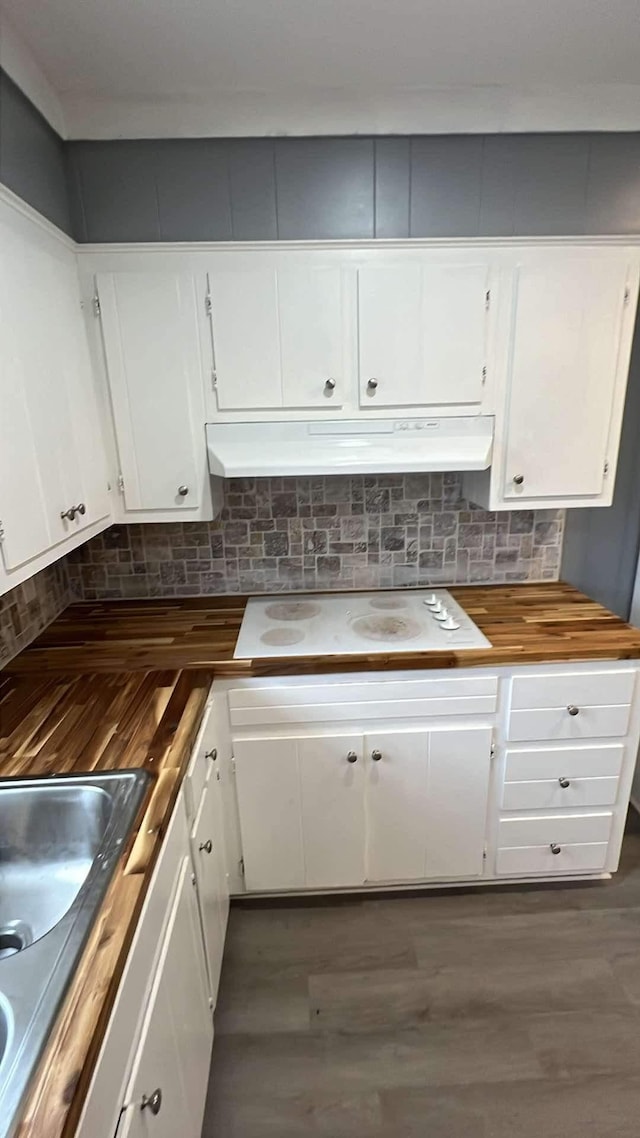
[218,661,640,895]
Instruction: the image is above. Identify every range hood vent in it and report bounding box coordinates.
[206,417,493,478]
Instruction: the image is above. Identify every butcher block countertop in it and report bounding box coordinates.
[3,579,640,1138]
[7,582,640,676]
[0,668,212,1138]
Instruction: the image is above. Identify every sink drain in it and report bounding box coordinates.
[0,923,32,960]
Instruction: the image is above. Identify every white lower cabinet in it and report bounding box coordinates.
[233,725,493,891]
[190,776,230,1006]
[116,857,212,1138]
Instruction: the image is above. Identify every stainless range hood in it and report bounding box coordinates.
[206,417,494,479]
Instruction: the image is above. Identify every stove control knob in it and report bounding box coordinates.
[441,616,460,631]
[430,601,444,615]
[434,608,449,622]
[423,593,438,607]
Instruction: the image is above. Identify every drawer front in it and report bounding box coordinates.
[510,669,636,710]
[504,743,625,782]
[496,842,609,877]
[508,704,631,742]
[498,811,613,848]
[229,674,498,727]
[502,776,619,811]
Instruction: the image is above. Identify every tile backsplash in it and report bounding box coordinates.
[67,474,564,600]
[0,561,72,667]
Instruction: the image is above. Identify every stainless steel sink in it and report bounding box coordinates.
[0,770,152,1138]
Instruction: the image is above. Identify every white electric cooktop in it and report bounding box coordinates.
[234,589,491,658]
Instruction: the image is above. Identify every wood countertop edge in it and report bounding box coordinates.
[5,670,213,1138]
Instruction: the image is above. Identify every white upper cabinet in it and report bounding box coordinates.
[0,199,110,592]
[465,248,640,510]
[96,271,214,520]
[207,259,346,411]
[358,257,492,411]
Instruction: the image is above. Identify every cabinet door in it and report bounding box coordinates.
[358,260,489,408]
[364,730,430,882]
[502,255,635,502]
[118,857,212,1138]
[234,734,365,890]
[278,266,345,408]
[191,778,229,1005]
[424,726,493,879]
[208,264,345,411]
[298,735,365,887]
[0,213,109,574]
[365,725,492,882]
[97,272,207,513]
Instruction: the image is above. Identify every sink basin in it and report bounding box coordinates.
[0,770,151,1138]
[0,782,112,951]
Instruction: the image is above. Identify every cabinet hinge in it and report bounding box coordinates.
[485,289,491,310]
[117,473,125,494]
[211,368,217,390]
[205,292,213,318]
[239,857,245,879]
[231,755,236,775]
[208,996,214,1011]
[191,871,197,887]
[604,459,610,476]
[483,845,488,861]
[0,520,5,543]
[624,287,631,306]
[490,739,496,758]
[481,365,487,385]
[92,292,101,318]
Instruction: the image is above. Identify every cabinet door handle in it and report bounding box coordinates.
[204,748,217,761]
[75,502,86,516]
[367,378,378,394]
[178,485,189,497]
[550,843,562,855]
[60,507,77,522]
[199,839,213,854]
[324,378,336,394]
[567,705,580,716]
[141,1088,162,1115]
[512,474,524,486]
[558,777,571,788]
[346,751,358,763]
[371,749,382,762]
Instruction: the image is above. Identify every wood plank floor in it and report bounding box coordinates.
[203,809,640,1137]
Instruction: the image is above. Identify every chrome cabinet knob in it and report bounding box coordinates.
[567,705,580,716]
[346,751,358,763]
[324,378,336,394]
[178,485,189,497]
[76,502,86,516]
[558,777,571,789]
[512,474,524,486]
[199,839,213,854]
[371,749,382,762]
[550,843,562,855]
[60,507,76,522]
[367,378,378,394]
[141,1088,162,1115]
[205,748,217,761]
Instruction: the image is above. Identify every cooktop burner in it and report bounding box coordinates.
[234,589,491,659]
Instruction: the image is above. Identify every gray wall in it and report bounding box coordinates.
[0,67,71,234]
[66,133,640,243]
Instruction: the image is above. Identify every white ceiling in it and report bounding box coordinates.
[3,0,640,138]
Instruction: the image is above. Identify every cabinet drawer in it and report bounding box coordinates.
[228,674,498,726]
[502,776,619,811]
[498,811,613,848]
[504,743,625,782]
[508,704,631,742]
[510,669,635,710]
[496,842,609,877]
